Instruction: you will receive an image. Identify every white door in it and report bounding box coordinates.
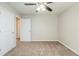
[20,19,31,41]
[0,9,16,55]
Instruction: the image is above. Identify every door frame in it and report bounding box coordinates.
[16,16,21,41]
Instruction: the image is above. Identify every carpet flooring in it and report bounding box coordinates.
[4,41,78,56]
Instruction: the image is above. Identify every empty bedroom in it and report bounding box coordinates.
[0,2,79,56]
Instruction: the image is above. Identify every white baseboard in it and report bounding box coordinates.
[20,40,59,42]
[31,40,59,41]
[58,40,79,55]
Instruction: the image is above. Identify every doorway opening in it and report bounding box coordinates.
[16,16,20,41]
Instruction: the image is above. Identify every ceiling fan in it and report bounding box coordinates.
[24,2,53,12]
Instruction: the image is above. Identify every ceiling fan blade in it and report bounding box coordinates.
[24,3,36,5]
[45,5,52,12]
[47,2,53,4]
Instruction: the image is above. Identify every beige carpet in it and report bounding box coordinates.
[4,41,78,56]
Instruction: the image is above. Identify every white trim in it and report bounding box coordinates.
[58,40,79,55]
[31,40,59,41]
[20,40,59,42]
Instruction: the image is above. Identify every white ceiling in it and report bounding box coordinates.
[8,2,76,16]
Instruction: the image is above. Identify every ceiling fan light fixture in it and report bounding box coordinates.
[40,4,46,11]
[36,4,46,12]
[41,7,46,11]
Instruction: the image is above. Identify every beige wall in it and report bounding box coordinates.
[59,4,79,54]
[22,14,58,41]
